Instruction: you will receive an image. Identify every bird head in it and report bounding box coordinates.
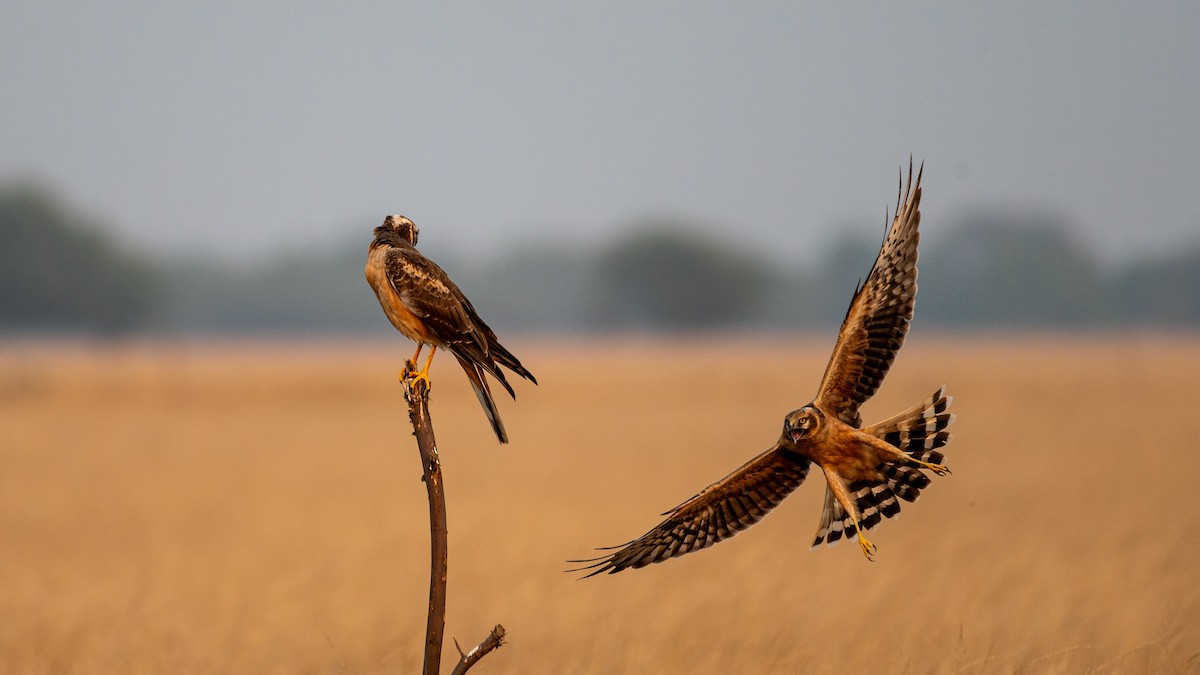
[783,406,822,443]
[375,214,419,246]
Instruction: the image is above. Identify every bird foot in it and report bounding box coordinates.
[400,360,433,393]
[912,459,951,476]
[858,534,877,562]
[406,369,432,393]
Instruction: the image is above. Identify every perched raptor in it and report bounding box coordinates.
[572,162,953,576]
[365,215,536,443]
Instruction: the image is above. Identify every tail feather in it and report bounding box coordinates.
[880,463,930,502]
[452,342,517,399]
[811,479,903,549]
[456,341,536,399]
[454,353,509,444]
[490,342,538,386]
[461,303,538,387]
[811,387,954,549]
[813,487,848,548]
[482,356,518,399]
[866,386,954,464]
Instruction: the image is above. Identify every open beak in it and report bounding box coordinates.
[784,422,803,444]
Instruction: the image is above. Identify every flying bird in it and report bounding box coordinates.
[365,215,536,443]
[572,161,953,576]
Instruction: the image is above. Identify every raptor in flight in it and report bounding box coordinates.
[365,215,536,443]
[572,162,953,575]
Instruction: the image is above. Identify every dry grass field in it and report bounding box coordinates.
[1,334,1198,673]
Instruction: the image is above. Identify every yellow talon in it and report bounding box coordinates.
[403,344,437,393]
[911,458,951,476]
[848,515,877,561]
[857,532,877,562]
[407,368,432,392]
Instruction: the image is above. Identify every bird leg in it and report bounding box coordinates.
[407,345,437,393]
[907,457,951,476]
[862,433,951,476]
[401,344,424,381]
[849,516,877,562]
[821,466,877,562]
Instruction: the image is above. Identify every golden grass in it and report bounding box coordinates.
[1,335,1198,673]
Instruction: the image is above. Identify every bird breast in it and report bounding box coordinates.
[365,246,434,345]
[791,414,883,481]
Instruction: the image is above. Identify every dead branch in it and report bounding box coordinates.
[450,625,507,675]
[404,369,447,674]
[401,364,505,675]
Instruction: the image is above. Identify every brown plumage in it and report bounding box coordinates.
[572,161,954,576]
[365,215,536,443]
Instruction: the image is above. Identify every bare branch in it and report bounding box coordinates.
[403,366,448,675]
[401,363,506,674]
[450,625,507,675]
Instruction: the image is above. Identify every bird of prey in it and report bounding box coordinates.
[365,215,537,443]
[572,161,953,576]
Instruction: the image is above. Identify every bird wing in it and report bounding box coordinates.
[384,246,517,396]
[813,162,923,427]
[570,443,811,577]
[459,299,538,385]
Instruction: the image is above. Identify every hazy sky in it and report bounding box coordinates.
[2,2,1197,265]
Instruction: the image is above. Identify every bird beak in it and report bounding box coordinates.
[784,421,802,444]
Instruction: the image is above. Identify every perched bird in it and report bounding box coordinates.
[365,215,536,443]
[572,161,953,576]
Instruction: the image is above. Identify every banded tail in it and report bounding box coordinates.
[812,387,954,548]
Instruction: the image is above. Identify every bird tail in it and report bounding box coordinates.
[865,386,954,465]
[489,342,537,386]
[455,341,533,399]
[454,353,509,444]
[811,387,954,549]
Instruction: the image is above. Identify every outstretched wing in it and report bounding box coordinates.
[814,161,923,427]
[570,443,811,577]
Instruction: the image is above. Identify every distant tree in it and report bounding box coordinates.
[0,184,160,334]
[919,210,1104,327]
[1112,244,1200,325]
[154,243,385,334]
[591,223,776,330]
[468,245,595,331]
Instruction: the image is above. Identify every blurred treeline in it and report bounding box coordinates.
[2,183,1198,337]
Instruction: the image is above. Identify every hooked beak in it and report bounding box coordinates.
[784,421,803,444]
